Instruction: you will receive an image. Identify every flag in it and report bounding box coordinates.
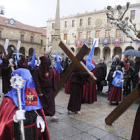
[14,50,20,66]
[86,41,96,71]
[93,38,99,47]
[29,49,37,70]
[54,51,62,74]
[17,40,21,51]
[76,39,81,48]
[4,39,9,54]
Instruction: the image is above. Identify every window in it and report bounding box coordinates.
[30,36,34,43]
[64,21,67,28]
[78,32,83,39]
[51,35,54,42]
[64,34,67,40]
[95,30,100,38]
[79,19,83,26]
[52,23,54,29]
[41,40,43,47]
[116,29,121,37]
[88,17,91,26]
[130,10,135,19]
[86,31,91,39]
[107,18,110,23]
[105,30,110,38]
[72,20,75,27]
[20,35,24,41]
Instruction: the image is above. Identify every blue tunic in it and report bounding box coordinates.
[112,70,123,87]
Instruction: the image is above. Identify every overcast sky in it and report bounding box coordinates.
[0,0,139,27]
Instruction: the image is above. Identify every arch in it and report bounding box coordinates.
[103,47,110,60]
[114,47,122,57]
[94,48,100,58]
[19,47,25,55]
[29,48,34,56]
[125,46,134,50]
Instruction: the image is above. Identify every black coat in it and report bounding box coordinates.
[96,62,107,81]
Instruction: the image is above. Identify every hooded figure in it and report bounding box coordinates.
[14,50,20,66]
[54,52,62,74]
[29,49,37,71]
[18,55,29,69]
[53,52,62,86]
[86,41,96,71]
[67,66,92,114]
[34,55,58,121]
[0,68,50,140]
[1,57,12,94]
[29,49,37,77]
[83,42,97,104]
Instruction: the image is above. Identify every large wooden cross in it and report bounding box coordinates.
[54,41,95,97]
[105,86,139,125]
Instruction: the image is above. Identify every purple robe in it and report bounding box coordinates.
[67,67,89,112]
[18,55,29,69]
[34,55,56,116]
[1,58,12,94]
[131,79,140,140]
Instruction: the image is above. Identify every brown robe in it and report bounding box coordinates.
[1,58,12,94]
[67,67,89,112]
[34,55,56,116]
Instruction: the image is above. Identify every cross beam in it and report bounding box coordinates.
[105,86,139,125]
[54,41,94,97]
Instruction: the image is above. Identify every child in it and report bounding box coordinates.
[108,65,123,105]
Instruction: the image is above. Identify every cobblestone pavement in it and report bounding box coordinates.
[45,85,139,140]
[0,79,139,140]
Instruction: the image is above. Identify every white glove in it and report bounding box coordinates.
[13,110,26,123]
[36,116,45,132]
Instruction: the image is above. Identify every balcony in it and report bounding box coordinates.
[0,36,42,45]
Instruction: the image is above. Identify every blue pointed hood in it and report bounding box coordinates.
[5,68,43,111]
[14,50,20,66]
[29,49,37,70]
[86,41,96,71]
[0,58,2,64]
[54,51,62,74]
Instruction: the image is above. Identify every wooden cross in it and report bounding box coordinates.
[105,86,139,125]
[54,41,95,97]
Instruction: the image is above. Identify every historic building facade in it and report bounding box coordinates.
[0,16,46,57]
[47,3,140,62]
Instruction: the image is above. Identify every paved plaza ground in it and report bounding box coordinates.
[0,79,139,140]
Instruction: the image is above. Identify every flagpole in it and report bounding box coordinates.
[10,74,25,140]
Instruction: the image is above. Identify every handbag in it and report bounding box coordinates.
[101,80,107,86]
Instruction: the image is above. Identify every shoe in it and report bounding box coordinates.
[50,116,59,122]
[75,111,81,115]
[67,110,71,115]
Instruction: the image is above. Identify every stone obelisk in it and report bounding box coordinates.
[51,0,61,53]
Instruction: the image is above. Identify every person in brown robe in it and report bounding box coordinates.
[34,55,58,121]
[131,79,140,140]
[67,66,94,114]
[1,58,13,94]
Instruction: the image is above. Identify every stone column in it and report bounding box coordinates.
[51,0,61,54]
